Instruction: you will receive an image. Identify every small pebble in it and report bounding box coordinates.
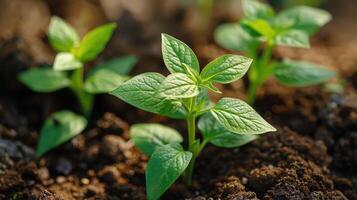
[81,178,90,185]
[241,177,248,185]
[56,176,66,184]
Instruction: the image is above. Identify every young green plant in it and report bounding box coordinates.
[215,0,335,104]
[18,16,137,157]
[111,34,276,200]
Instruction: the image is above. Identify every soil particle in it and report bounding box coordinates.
[38,190,62,200]
[189,128,347,199]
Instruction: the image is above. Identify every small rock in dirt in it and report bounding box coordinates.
[0,139,34,161]
[54,157,72,175]
[81,178,90,185]
[98,166,120,184]
[99,135,131,160]
[56,176,66,184]
[38,189,63,200]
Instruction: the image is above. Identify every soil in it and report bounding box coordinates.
[1,0,357,199]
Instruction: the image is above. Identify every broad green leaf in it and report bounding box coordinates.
[146,144,192,200]
[274,6,331,34]
[84,69,128,94]
[75,23,117,62]
[159,73,199,99]
[211,97,276,134]
[130,123,183,156]
[198,113,258,148]
[241,19,275,38]
[214,23,260,52]
[53,52,82,71]
[201,54,252,84]
[276,29,310,48]
[48,16,80,52]
[18,67,70,92]
[161,33,200,74]
[110,72,186,119]
[36,110,87,157]
[274,59,336,87]
[90,55,138,75]
[242,0,275,20]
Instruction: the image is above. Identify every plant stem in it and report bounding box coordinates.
[70,67,93,117]
[184,113,196,186]
[247,42,275,105]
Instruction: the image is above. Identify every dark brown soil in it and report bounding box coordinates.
[1,0,357,199]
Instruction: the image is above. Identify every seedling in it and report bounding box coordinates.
[111,34,276,200]
[215,0,335,104]
[18,16,137,157]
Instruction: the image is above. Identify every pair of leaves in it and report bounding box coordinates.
[215,0,331,51]
[130,123,190,200]
[49,16,117,70]
[274,59,336,87]
[19,56,137,94]
[160,34,252,99]
[36,111,87,157]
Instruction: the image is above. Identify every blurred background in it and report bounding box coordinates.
[0,0,356,109]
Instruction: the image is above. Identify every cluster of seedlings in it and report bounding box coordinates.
[17,0,335,199]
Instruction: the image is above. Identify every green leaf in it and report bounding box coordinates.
[274,6,332,34]
[242,0,275,20]
[198,113,259,148]
[110,72,186,119]
[274,59,336,87]
[146,144,192,200]
[48,16,80,52]
[201,54,252,84]
[75,23,117,62]
[53,52,83,71]
[161,33,200,74]
[84,70,128,94]
[276,29,310,48]
[241,19,275,38]
[214,23,260,52]
[130,123,183,156]
[18,67,70,92]
[211,97,276,134]
[91,55,138,75]
[159,73,199,99]
[36,110,87,157]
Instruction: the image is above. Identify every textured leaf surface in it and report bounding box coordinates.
[276,29,310,48]
[130,123,183,156]
[18,68,70,92]
[146,144,192,200]
[211,98,276,134]
[36,111,87,157]
[274,59,336,86]
[198,113,259,148]
[201,54,252,84]
[110,73,186,118]
[159,73,199,98]
[48,16,80,52]
[274,6,331,34]
[162,34,199,74]
[53,52,82,71]
[242,0,275,20]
